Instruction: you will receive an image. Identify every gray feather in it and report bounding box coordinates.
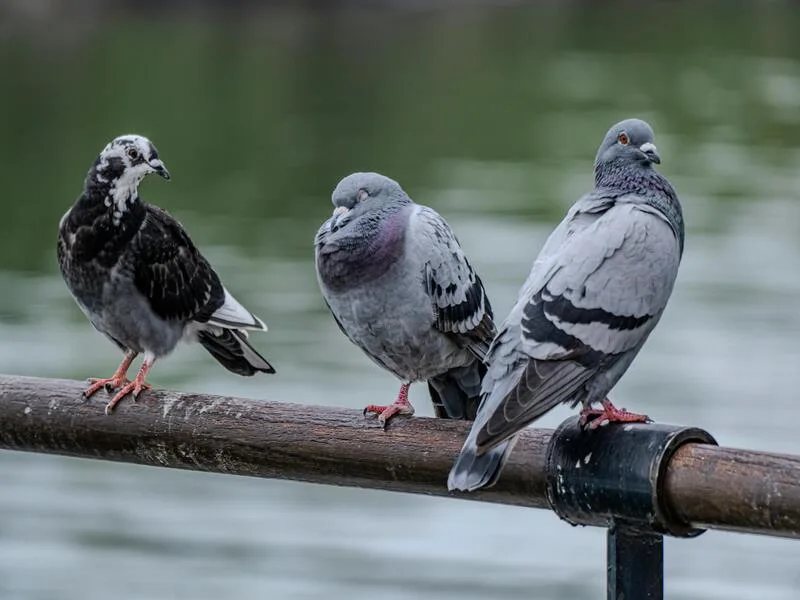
[449,118,684,491]
[315,172,495,420]
[447,438,515,492]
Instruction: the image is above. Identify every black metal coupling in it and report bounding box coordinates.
[545,416,718,538]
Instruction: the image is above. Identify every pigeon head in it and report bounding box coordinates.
[594,118,660,170]
[92,134,171,186]
[327,172,409,233]
[86,134,171,224]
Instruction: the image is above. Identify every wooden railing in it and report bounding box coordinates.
[1,374,799,599]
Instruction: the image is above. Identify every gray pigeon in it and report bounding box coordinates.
[58,134,275,414]
[314,172,497,429]
[448,118,685,492]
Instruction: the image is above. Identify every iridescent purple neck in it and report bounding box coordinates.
[594,159,685,256]
[317,205,409,292]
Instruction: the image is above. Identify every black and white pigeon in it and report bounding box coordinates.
[448,118,685,492]
[58,134,275,414]
[314,172,499,432]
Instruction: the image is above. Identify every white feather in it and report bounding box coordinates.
[208,288,267,331]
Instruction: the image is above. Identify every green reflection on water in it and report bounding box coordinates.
[2,6,800,600]
[1,4,800,274]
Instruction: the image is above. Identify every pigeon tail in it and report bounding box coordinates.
[208,288,267,331]
[447,437,515,492]
[197,328,275,376]
[427,360,485,420]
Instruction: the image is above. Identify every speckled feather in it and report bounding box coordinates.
[58,134,274,377]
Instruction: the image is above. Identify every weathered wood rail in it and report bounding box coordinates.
[1,374,798,537]
[1,374,799,599]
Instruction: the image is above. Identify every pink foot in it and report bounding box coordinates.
[83,351,137,399]
[104,359,154,415]
[105,379,152,415]
[84,375,131,398]
[363,383,415,429]
[579,399,650,430]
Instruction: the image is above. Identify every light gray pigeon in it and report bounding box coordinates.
[448,118,685,492]
[58,134,275,414]
[314,172,498,430]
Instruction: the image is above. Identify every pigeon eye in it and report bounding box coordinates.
[126,148,140,160]
[617,132,630,145]
[357,188,369,203]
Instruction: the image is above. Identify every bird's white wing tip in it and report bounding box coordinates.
[209,288,268,331]
[252,314,268,332]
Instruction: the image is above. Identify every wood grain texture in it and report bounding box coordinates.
[663,443,800,538]
[1,374,799,539]
[0,375,549,508]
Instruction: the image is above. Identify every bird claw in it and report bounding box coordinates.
[104,380,152,415]
[84,376,131,399]
[363,402,415,430]
[379,413,392,432]
[579,400,650,430]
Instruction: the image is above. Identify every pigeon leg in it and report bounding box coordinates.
[579,398,651,430]
[83,350,137,398]
[363,383,415,429]
[104,355,155,415]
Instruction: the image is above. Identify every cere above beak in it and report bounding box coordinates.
[149,159,171,180]
[639,142,660,165]
[329,205,351,233]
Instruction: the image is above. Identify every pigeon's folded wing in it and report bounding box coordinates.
[131,206,224,324]
[475,200,681,451]
[410,206,496,357]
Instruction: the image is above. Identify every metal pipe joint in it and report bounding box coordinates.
[546,416,718,537]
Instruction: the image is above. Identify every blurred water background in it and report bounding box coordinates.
[2,1,800,598]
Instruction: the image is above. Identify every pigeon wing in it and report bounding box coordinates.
[410,206,496,356]
[475,198,681,451]
[130,205,225,324]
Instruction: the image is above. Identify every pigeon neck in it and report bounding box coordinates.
[83,166,143,227]
[594,159,648,189]
[594,160,685,256]
[317,204,409,291]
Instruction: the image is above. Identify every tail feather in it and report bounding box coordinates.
[447,436,516,492]
[428,360,486,420]
[432,360,519,490]
[208,288,267,331]
[197,328,276,376]
[477,358,593,452]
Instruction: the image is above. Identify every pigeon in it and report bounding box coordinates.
[314,172,497,429]
[448,118,685,492]
[57,134,275,414]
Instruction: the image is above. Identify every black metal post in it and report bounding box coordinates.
[607,522,663,600]
[545,416,717,599]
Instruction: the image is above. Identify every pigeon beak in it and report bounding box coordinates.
[639,142,660,165]
[149,159,171,180]
[330,206,350,232]
[332,206,350,218]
